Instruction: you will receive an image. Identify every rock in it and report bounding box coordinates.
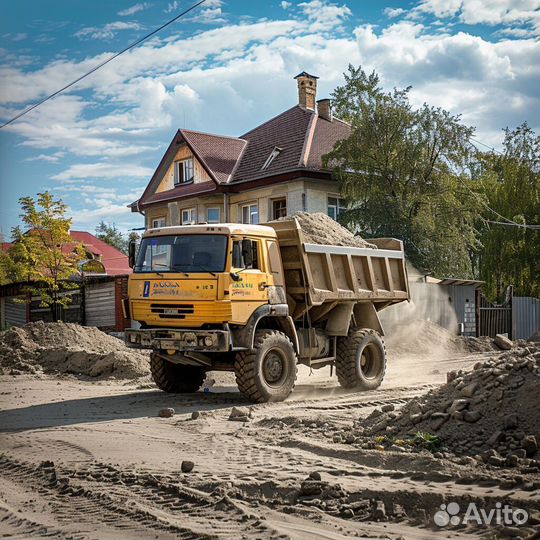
[503,414,518,430]
[181,460,194,473]
[481,449,499,463]
[309,471,322,481]
[494,334,513,350]
[410,413,423,425]
[191,411,200,420]
[460,382,479,398]
[447,370,458,383]
[448,399,469,414]
[505,454,519,467]
[510,449,527,459]
[229,406,252,422]
[373,499,386,521]
[488,455,506,467]
[381,404,395,413]
[487,430,505,446]
[158,408,175,418]
[521,435,538,457]
[463,410,482,423]
[430,412,449,430]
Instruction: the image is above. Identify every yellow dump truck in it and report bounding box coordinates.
[124,219,409,402]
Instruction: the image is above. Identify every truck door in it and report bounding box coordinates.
[231,238,268,305]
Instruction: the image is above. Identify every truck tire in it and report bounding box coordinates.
[336,329,386,390]
[150,352,205,393]
[235,330,297,403]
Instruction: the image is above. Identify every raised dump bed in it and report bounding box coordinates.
[267,218,409,322]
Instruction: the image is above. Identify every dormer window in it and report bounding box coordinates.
[261,147,282,170]
[174,158,194,185]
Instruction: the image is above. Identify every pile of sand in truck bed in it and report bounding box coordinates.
[362,343,540,461]
[0,321,150,379]
[273,212,376,248]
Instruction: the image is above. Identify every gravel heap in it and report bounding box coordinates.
[0,321,150,379]
[361,343,540,465]
[273,212,376,249]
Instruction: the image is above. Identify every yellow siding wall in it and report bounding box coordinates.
[156,144,212,193]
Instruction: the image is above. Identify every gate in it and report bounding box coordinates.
[477,293,512,338]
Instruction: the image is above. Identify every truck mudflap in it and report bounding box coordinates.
[125,328,230,352]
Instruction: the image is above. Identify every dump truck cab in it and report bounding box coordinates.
[125,218,409,402]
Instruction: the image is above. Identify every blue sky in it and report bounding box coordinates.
[1,0,539,239]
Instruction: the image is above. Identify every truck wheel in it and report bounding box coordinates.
[235,330,297,403]
[336,329,386,390]
[150,352,205,393]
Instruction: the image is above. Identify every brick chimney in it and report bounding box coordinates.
[294,71,319,110]
[317,98,332,121]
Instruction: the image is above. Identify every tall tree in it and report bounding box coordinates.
[325,65,483,278]
[95,221,128,254]
[9,192,84,321]
[474,123,540,299]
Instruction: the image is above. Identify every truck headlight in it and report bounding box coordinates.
[204,336,213,346]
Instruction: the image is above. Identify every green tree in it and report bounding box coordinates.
[325,65,483,278]
[9,192,84,321]
[474,123,540,299]
[95,221,128,254]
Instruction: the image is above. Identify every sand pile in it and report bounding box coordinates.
[362,343,540,463]
[0,321,150,379]
[273,212,376,248]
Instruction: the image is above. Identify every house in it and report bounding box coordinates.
[130,72,351,228]
[0,231,131,331]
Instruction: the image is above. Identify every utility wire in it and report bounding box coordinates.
[0,0,207,129]
[485,220,540,230]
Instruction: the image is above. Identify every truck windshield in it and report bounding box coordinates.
[134,235,228,273]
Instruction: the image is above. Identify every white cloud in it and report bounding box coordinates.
[384,7,406,18]
[281,1,292,8]
[52,163,153,181]
[165,1,180,13]
[74,21,142,40]
[118,3,151,16]
[299,0,352,31]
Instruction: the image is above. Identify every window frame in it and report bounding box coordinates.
[206,207,220,224]
[271,197,287,220]
[240,203,259,225]
[327,195,347,220]
[174,158,195,185]
[151,217,166,229]
[181,207,197,225]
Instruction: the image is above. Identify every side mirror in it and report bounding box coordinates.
[241,239,253,267]
[128,239,137,268]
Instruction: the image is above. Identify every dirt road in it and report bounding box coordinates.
[0,351,538,539]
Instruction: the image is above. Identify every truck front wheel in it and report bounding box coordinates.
[150,352,206,393]
[235,330,297,403]
[336,329,386,390]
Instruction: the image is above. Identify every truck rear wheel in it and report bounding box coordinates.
[150,352,205,393]
[235,330,297,403]
[336,329,386,390]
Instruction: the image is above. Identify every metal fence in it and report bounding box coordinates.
[512,296,540,340]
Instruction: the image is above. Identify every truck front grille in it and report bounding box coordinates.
[150,303,194,319]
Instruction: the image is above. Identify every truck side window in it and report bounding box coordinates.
[232,240,259,270]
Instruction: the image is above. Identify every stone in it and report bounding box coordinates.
[494,334,513,350]
[191,411,200,420]
[487,430,505,446]
[503,414,518,430]
[381,404,395,413]
[181,460,194,473]
[505,454,519,467]
[373,499,386,521]
[463,410,482,423]
[446,370,458,383]
[410,413,423,425]
[309,471,322,481]
[158,408,175,418]
[430,412,449,430]
[448,399,469,414]
[521,435,538,457]
[229,407,252,422]
[488,455,506,467]
[510,449,527,459]
[460,382,479,398]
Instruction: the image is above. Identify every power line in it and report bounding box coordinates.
[485,220,540,230]
[0,0,208,129]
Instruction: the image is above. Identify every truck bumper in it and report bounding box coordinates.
[125,328,230,352]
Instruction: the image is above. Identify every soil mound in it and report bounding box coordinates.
[363,343,540,460]
[273,212,376,248]
[0,321,150,379]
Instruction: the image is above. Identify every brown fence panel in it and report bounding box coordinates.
[477,293,512,338]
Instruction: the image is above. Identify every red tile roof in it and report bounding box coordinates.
[69,231,131,275]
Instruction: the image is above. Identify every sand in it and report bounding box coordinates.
[273,212,377,248]
[0,321,150,379]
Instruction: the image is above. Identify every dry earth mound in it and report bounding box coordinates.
[363,343,540,464]
[273,212,377,248]
[0,321,150,379]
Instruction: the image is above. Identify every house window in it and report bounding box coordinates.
[327,196,347,220]
[181,208,196,225]
[152,217,166,229]
[207,207,220,224]
[174,158,194,185]
[241,203,259,224]
[261,147,282,170]
[272,198,287,220]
